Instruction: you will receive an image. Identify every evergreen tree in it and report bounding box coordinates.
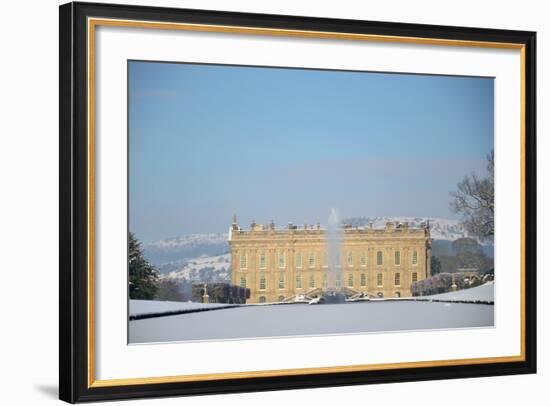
[129,232,159,299]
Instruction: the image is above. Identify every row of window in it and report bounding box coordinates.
[239,271,418,289]
[240,250,419,269]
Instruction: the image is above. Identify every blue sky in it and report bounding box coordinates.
[129,61,494,243]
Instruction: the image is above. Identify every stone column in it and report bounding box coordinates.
[426,242,432,279]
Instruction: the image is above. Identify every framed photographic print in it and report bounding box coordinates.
[59,1,537,403]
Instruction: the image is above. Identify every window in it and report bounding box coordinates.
[259,296,266,303]
[412,272,418,283]
[309,274,315,288]
[360,253,367,267]
[296,273,302,289]
[278,252,285,268]
[296,252,302,268]
[412,250,418,265]
[394,272,401,286]
[335,274,341,288]
[377,251,383,266]
[278,273,285,289]
[323,273,328,288]
[347,252,353,267]
[309,252,315,268]
[348,273,354,287]
[322,252,328,268]
[240,253,247,269]
[395,251,401,266]
[240,276,246,288]
[395,292,401,298]
[360,273,367,287]
[259,274,266,290]
[259,252,266,269]
[377,273,383,287]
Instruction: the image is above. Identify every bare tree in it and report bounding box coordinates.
[450,150,494,242]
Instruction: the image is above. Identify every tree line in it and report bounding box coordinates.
[417,150,495,294]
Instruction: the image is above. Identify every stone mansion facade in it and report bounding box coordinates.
[229,217,432,303]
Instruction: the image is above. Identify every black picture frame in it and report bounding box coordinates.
[59,1,537,403]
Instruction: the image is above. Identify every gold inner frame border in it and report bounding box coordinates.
[86,17,527,388]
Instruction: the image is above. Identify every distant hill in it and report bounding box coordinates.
[162,254,231,283]
[143,233,229,267]
[432,239,493,259]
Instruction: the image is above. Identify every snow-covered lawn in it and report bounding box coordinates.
[129,300,494,343]
[130,282,493,319]
[130,299,237,318]
[129,283,495,343]
[426,282,494,303]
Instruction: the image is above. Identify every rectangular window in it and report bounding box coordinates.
[259,274,266,290]
[240,253,247,269]
[348,273,354,287]
[323,273,328,288]
[259,252,266,269]
[360,253,367,267]
[377,251,383,266]
[377,273,383,287]
[412,272,418,283]
[240,276,246,288]
[360,273,367,287]
[412,250,418,265]
[278,252,285,268]
[347,252,353,267]
[309,252,315,268]
[395,272,401,286]
[309,274,315,288]
[395,251,401,266]
[279,273,285,289]
[296,273,302,289]
[296,253,302,268]
[335,274,341,288]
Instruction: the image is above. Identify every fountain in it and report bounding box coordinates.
[323,208,347,304]
[302,208,366,305]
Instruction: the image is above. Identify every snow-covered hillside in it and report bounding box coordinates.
[163,253,231,282]
[344,217,468,241]
[144,233,229,266]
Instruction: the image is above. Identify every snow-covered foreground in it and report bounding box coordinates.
[129,301,494,343]
[427,282,494,303]
[130,299,236,318]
